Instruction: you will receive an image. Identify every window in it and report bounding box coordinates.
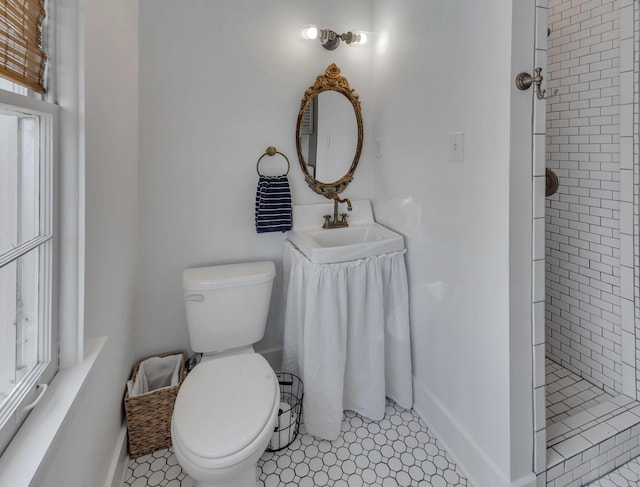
[0,91,57,455]
[0,0,55,456]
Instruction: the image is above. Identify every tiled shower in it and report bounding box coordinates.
[542,0,640,485]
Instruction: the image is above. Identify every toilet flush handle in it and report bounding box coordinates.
[184,294,204,302]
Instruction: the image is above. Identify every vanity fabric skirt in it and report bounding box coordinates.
[282,242,413,440]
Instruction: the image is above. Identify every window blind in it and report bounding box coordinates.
[0,0,46,93]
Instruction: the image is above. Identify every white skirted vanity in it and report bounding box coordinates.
[283,64,413,441]
[282,201,413,440]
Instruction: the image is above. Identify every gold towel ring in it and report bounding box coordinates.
[256,146,290,176]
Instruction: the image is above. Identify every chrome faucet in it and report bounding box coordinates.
[323,196,352,229]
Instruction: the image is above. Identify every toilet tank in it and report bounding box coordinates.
[182,261,276,353]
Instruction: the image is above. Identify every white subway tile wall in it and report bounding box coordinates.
[534,0,550,475]
[546,423,640,487]
[633,0,640,403]
[541,1,640,485]
[618,0,638,400]
[544,359,640,472]
[546,358,614,427]
[546,0,623,395]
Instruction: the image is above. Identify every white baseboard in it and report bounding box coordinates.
[412,376,536,487]
[510,473,537,487]
[104,423,129,487]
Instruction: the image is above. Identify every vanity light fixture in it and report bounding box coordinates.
[300,24,369,50]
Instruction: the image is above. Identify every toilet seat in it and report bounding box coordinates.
[172,353,279,469]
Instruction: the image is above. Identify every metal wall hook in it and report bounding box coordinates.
[516,68,558,100]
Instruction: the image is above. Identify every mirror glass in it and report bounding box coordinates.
[299,91,358,184]
[296,64,363,199]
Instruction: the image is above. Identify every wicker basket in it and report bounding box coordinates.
[124,351,186,458]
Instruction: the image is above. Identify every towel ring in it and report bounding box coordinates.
[256,146,290,176]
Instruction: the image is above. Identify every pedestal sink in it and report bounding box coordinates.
[286,200,405,264]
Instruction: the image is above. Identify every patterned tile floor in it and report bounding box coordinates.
[124,400,471,487]
[586,455,640,486]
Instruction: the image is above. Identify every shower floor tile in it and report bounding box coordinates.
[124,399,472,487]
[546,358,614,426]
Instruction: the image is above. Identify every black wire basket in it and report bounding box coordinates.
[267,372,303,451]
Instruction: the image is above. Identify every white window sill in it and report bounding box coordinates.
[0,336,107,487]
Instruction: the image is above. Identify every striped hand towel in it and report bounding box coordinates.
[255,174,292,233]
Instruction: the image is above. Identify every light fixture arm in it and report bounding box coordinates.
[340,32,361,44]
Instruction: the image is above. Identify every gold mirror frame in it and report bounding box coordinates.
[296,64,363,199]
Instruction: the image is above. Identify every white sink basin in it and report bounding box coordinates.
[287,222,404,264]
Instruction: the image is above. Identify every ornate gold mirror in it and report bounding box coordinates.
[296,64,363,199]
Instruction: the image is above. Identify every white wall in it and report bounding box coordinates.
[138,1,536,485]
[135,0,375,362]
[372,2,533,486]
[31,0,139,484]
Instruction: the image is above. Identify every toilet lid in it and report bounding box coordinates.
[172,354,278,461]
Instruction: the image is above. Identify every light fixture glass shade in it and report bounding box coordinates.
[300,25,318,40]
[345,31,371,47]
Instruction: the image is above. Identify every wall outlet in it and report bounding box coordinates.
[449,132,464,162]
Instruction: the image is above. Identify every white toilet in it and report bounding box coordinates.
[171,261,280,487]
